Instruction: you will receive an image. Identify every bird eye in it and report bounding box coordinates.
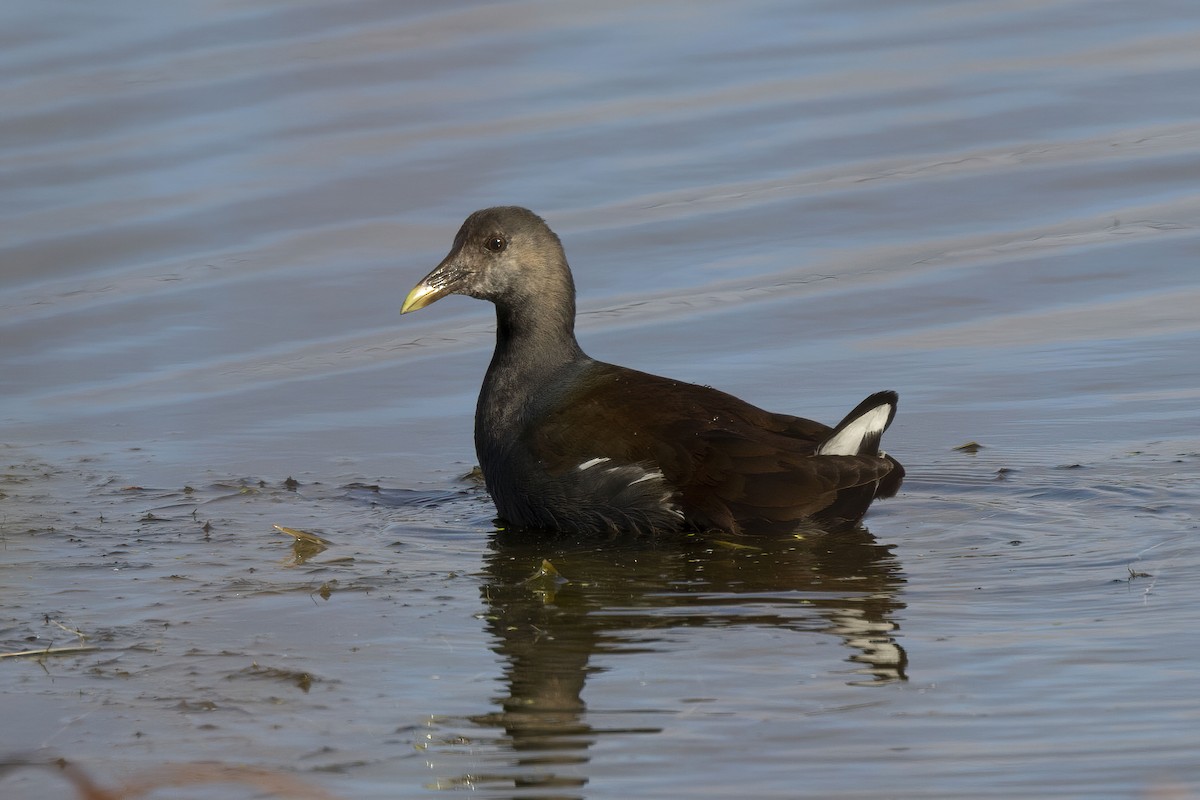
[484,236,507,253]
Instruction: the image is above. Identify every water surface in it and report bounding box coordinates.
[2,1,1199,798]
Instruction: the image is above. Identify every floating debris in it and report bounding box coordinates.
[272,524,331,546]
[273,524,331,565]
[711,539,763,552]
[0,756,341,799]
[0,644,98,660]
[522,559,568,603]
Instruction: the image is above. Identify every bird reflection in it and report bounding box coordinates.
[427,524,905,797]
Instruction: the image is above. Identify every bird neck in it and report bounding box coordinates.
[477,296,586,450]
[491,307,583,382]
[490,285,584,376]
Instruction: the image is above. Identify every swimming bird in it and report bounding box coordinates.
[402,207,904,535]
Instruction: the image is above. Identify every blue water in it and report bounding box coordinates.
[2,1,1199,798]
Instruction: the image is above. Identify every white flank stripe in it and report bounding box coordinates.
[629,469,664,485]
[577,457,611,471]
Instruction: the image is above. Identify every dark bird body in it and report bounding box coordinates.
[403,207,904,535]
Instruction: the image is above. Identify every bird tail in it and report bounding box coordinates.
[811,391,904,529]
[816,391,899,457]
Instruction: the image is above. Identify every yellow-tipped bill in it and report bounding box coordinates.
[401,281,444,314]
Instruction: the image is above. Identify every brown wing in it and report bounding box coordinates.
[667,423,894,532]
[526,363,895,533]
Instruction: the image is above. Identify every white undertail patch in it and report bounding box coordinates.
[818,403,893,456]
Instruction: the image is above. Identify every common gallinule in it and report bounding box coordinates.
[402,207,904,535]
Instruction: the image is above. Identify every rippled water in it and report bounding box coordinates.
[3,1,1199,798]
